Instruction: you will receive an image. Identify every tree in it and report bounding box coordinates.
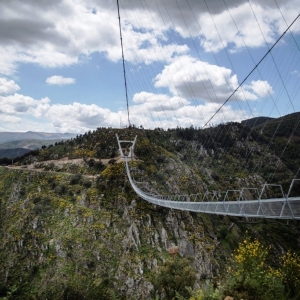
[152,256,196,299]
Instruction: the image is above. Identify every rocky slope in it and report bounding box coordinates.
[0,119,300,299]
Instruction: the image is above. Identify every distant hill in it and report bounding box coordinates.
[0,131,77,158]
[242,112,300,133]
[241,116,274,127]
[0,148,31,159]
[0,138,70,150]
[0,131,76,145]
[253,112,300,136]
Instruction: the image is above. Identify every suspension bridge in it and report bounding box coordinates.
[116,2,300,219]
[116,134,300,220]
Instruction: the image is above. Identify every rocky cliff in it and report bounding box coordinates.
[1,121,300,299]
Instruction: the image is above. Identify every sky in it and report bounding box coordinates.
[0,0,299,133]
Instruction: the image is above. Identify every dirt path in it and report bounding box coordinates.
[4,156,127,178]
[4,165,97,178]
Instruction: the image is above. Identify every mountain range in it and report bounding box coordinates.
[0,131,76,144]
[0,113,300,298]
[0,131,77,158]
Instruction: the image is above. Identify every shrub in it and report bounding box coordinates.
[82,179,92,188]
[55,183,68,195]
[70,174,82,185]
[94,161,104,171]
[152,257,196,299]
[280,251,300,298]
[44,162,55,171]
[223,236,285,300]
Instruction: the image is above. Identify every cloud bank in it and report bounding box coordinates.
[0,77,254,133]
[0,0,298,132]
[0,0,298,75]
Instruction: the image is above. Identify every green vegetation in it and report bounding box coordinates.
[0,117,300,299]
[152,256,196,299]
[188,236,300,300]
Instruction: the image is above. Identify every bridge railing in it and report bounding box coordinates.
[116,134,300,219]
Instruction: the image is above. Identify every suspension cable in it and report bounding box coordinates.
[117,0,130,127]
[202,13,300,128]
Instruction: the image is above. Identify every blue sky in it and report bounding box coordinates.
[0,0,299,133]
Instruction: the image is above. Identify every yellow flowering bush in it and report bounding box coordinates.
[233,237,269,276]
[187,237,300,300]
[225,236,285,300]
[280,251,300,297]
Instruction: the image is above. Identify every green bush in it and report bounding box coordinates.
[70,174,82,185]
[223,237,285,300]
[152,257,196,299]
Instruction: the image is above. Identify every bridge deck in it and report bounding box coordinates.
[125,160,300,219]
[116,134,300,220]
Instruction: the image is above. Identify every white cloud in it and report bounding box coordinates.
[0,115,21,124]
[45,102,112,130]
[130,91,252,128]
[243,80,273,98]
[0,0,189,75]
[291,70,300,77]
[0,0,119,74]
[46,75,76,86]
[133,92,189,111]
[0,49,18,76]
[198,3,277,53]
[0,93,50,115]
[0,89,253,133]
[154,56,272,103]
[0,0,298,76]
[0,77,20,94]
[114,0,299,54]
[0,0,296,133]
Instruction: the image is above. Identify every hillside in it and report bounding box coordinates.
[242,112,300,139]
[0,132,77,159]
[0,148,31,159]
[246,112,300,173]
[0,121,300,299]
[0,131,76,144]
[0,138,72,151]
[241,116,274,127]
